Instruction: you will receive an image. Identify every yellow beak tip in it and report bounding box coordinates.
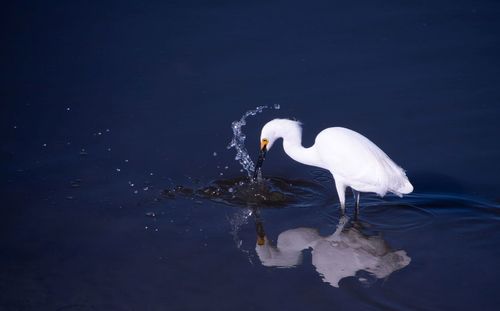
[260,140,268,150]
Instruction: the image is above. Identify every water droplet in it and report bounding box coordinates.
[133,190,138,194]
[213,152,217,156]
[66,107,71,111]
[70,180,81,188]
[273,104,280,109]
[124,159,129,163]
[42,143,47,147]
[143,186,149,191]
[116,168,121,172]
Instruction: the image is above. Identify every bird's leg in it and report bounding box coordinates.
[352,189,360,220]
[335,181,346,215]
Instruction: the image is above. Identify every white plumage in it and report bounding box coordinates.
[257,119,413,212]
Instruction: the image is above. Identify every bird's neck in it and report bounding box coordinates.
[282,137,321,168]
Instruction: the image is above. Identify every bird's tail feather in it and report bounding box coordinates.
[390,178,413,196]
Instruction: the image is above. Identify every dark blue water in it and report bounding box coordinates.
[2,1,500,310]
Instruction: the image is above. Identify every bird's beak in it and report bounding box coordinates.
[260,139,268,151]
[253,140,268,179]
[255,216,266,246]
[257,235,266,246]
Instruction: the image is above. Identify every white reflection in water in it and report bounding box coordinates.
[255,216,410,288]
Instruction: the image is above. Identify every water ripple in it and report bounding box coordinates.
[162,176,328,208]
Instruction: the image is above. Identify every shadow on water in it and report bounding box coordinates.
[161,176,328,208]
[162,174,500,229]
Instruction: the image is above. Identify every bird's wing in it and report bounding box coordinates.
[314,127,406,194]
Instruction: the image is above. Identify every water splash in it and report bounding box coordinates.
[162,176,326,208]
[227,105,280,177]
[227,208,255,264]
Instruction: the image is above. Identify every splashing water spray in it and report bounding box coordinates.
[227,104,280,179]
[226,105,280,258]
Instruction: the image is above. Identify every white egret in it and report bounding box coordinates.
[254,119,413,213]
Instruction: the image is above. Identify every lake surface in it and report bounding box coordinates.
[2,1,500,310]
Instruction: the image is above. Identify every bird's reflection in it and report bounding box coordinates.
[254,213,411,288]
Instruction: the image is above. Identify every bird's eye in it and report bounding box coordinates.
[262,139,269,143]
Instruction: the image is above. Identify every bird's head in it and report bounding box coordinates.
[259,123,278,153]
[260,118,302,151]
[253,119,302,179]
